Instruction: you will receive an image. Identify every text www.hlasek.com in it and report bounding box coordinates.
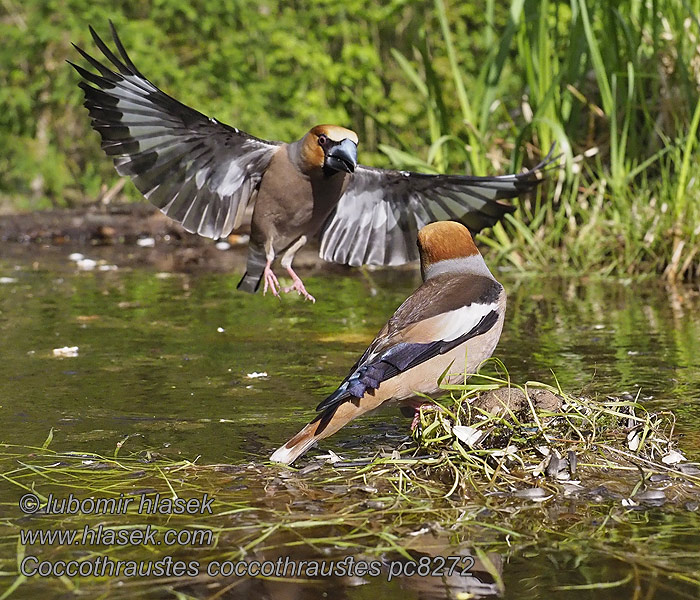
[20,524,212,547]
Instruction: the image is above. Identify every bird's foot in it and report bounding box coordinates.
[410,403,443,432]
[262,266,280,298]
[284,274,316,303]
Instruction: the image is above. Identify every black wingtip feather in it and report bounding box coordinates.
[315,387,352,413]
[516,142,563,183]
[89,24,130,76]
[72,42,120,81]
[309,404,340,435]
[69,60,113,88]
[109,20,144,77]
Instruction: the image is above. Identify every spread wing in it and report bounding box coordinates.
[69,22,281,239]
[319,151,556,266]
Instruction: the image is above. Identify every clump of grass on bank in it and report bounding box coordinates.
[354,362,699,506]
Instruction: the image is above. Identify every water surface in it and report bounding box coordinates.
[1,245,699,599]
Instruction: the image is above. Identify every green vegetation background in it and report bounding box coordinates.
[1,0,699,278]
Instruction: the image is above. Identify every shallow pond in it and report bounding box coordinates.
[1,244,700,599]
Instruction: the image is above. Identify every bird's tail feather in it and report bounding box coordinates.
[237,271,262,293]
[237,245,267,293]
[270,397,377,465]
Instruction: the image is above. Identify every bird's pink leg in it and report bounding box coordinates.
[283,266,316,303]
[409,403,444,431]
[262,258,280,298]
[280,235,315,302]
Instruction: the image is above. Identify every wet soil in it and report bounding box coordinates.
[0,203,355,276]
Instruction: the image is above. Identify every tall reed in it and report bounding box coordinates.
[382,0,700,280]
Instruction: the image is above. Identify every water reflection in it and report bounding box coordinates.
[181,546,502,600]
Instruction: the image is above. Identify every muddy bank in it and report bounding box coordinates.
[0,203,354,275]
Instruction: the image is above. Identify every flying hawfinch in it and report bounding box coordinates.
[270,221,505,464]
[71,23,548,302]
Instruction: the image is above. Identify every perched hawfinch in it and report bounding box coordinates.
[71,23,549,302]
[270,221,506,464]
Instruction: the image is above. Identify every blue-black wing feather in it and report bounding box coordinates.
[315,309,499,416]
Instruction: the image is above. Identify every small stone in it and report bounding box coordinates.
[529,388,563,412]
[472,388,527,415]
[634,489,666,505]
[513,487,551,500]
[76,258,97,270]
[471,387,562,417]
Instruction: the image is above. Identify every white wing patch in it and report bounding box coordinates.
[403,302,500,344]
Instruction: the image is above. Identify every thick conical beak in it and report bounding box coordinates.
[325,138,357,173]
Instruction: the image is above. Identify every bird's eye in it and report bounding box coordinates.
[318,134,327,146]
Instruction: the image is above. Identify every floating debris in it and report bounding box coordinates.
[68,252,84,261]
[246,371,268,379]
[513,487,552,501]
[215,241,231,251]
[0,277,17,284]
[662,450,687,464]
[217,327,225,333]
[679,464,700,475]
[316,450,344,464]
[53,346,79,358]
[136,237,156,247]
[452,425,484,448]
[634,489,667,506]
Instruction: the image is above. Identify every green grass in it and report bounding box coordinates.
[378,0,700,281]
